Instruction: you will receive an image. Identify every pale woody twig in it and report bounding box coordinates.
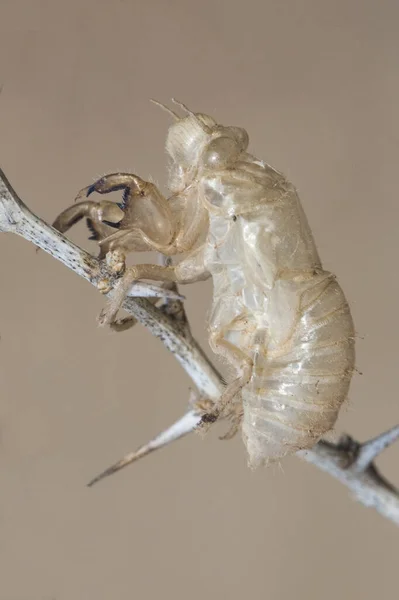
[88,412,399,526]
[299,432,399,525]
[351,426,399,473]
[1,168,399,526]
[87,410,201,487]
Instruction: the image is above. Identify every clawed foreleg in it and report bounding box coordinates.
[52,200,124,250]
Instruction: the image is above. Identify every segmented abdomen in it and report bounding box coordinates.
[242,274,355,467]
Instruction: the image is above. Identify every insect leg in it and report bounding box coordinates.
[219,403,244,440]
[52,200,124,243]
[199,331,252,437]
[74,172,148,202]
[75,173,174,249]
[106,297,162,333]
[76,171,177,263]
[98,244,210,327]
[104,257,178,334]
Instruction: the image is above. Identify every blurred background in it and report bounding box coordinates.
[0,1,398,598]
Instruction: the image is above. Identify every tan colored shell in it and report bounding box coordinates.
[164,104,355,467]
[52,100,356,467]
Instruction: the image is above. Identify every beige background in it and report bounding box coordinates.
[0,1,398,599]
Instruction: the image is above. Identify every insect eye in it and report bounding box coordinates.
[224,126,249,151]
[202,136,241,169]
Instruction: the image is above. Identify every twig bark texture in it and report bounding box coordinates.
[1,168,398,526]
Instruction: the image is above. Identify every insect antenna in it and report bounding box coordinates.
[171,98,197,116]
[171,98,212,133]
[150,99,180,120]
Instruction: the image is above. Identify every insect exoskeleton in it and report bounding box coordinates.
[53,99,356,467]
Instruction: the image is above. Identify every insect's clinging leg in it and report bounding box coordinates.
[212,335,253,410]
[99,245,210,328]
[108,297,161,332]
[219,403,244,440]
[109,316,138,332]
[98,264,181,327]
[199,332,253,438]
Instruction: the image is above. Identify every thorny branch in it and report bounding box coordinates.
[1,169,399,526]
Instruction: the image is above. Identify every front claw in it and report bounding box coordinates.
[52,199,124,245]
[75,173,147,202]
[53,201,95,234]
[74,184,96,203]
